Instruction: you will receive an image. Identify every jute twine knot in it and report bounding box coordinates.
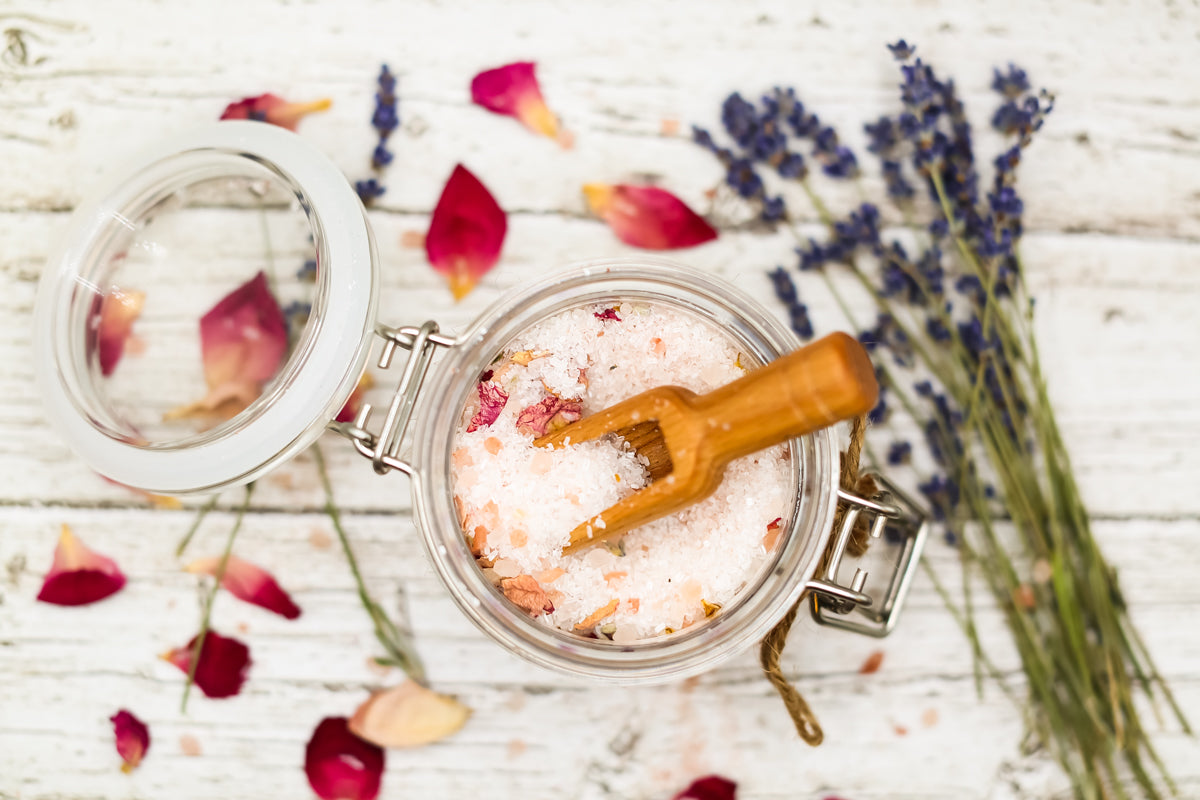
[759,415,873,746]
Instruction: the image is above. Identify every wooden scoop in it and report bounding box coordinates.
[534,332,879,555]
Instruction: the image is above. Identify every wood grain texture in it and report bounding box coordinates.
[2,0,1199,798]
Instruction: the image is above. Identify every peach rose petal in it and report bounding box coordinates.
[348,680,470,749]
[110,709,150,773]
[500,574,553,616]
[582,183,718,250]
[161,630,252,699]
[305,717,385,800]
[673,775,738,800]
[36,524,127,607]
[470,62,560,140]
[96,288,145,376]
[425,164,507,301]
[184,556,302,620]
[220,93,332,131]
[574,598,619,631]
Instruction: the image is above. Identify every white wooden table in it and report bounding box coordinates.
[2,2,1198,798]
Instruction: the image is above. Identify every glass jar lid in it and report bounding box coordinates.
[33,122,378,494]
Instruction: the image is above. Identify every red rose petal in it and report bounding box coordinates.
[673,775,738,800]
[36,524,127,607]
[466,379,508,433]
[166,271,288,422]
[185,556,302,620]
[583,184,718,250]
[425,165,507,301]
[110,709,150,773]
[96,287,145,376]
[336,373,374,424]
[161,631,252,699]
[470,62,560,139]
[593,308,621,322]
[220,93,332,131]
[305,717,385,800]
[515,396,582,437]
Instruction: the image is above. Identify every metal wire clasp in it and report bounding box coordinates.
[806,473,928,638]
[328,321,455,476]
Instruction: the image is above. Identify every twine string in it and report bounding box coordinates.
[759,415,871,746]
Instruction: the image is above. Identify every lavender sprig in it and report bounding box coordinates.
[354,64,399,205]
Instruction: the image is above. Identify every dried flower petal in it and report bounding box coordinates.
[37,524,126,606]
[425,164,507,300]
[96,288,145,376]
[305,717,384,800]
[673,775,738,800]
[594,308,621,322]
[467,380,509,432]
[574,598,619,631]
[470,62,560,140]
[702,599,721,618]
[336,373,375,424]
[165,272,288,422]
[500,574,554,616]
[110,710,150,773]
[858,650,885,674]
[509,349,551,366]
[184,556,301,620]
[348,680,471,748]
[101,475,183,509]
[220,93,332,131]
[582,184,717,250]
[515,396,583,437]
[161,631,252,699]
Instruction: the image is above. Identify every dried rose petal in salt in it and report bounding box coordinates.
[515,396,582,437]
[425,164,507,300]
[165,272,288,422]
[336,373,374,424]
[96,288,145,376]
[470,62,560,140]
[858,649,885,674]
[305,717,384,800]
[161,631,252,699]
[466,380,508,432]
[110,709,150,773]
[184,556,301,620]
[500,574,554,616]
[673,775,738,800]
[573,598,619,631]
[763,516,784,551]
[37,524,126,607]
[583,184,717,250]
[594,308,621,322]
[220,93,332,131]
[348,680,470,748]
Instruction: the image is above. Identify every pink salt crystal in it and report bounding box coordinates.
[484,437,503,454]
[492,558,520,578]
[452,448,474,468]
[529,450,553,475]
[681,579,703,604]
[509,529,528,548]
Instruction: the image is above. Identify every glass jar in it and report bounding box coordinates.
[34,122,927,683]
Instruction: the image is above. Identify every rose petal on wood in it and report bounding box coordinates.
[161,630,252,699]
[672,775,738,800]
[305,717,385,800]
[184,556,301,620]
[466,380,508,432]
[582,184,717,250]
[425,164,507,300]
[499,574,553,616]
[36,524,127,607]
[470,62,560,139]
[858,649,885,674]
[96,287,144,376]
[348,680,470,749]
[110,709,150,773]
[220,93,332,131]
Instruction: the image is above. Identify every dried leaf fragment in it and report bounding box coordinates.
[500,574,554,616]
[702,599,722,618]
[348,680,471,749]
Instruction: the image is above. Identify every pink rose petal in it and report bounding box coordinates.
[470,62,560,140]
[583,184,718,250]
[673,775,738,800]
[184,556,301,620]
[305,717,385,800]
[166,271,288,422]
[161,631,252,699]
[515,396,582,437]
[110,709,150,773]
[425,165,507,301]
[593,308,621,322]
[96,287,145,376]
[37,524,127,607]
[220,93,332,131]
[466,379,508,433]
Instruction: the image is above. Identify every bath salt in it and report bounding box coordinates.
[451,301,792,640]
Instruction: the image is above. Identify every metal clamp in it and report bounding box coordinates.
[329,321,455,476]
[806,472,928,638]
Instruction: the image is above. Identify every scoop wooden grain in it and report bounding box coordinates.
[534,332,878,554]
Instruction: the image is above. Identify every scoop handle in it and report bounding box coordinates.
[693,332,878,463]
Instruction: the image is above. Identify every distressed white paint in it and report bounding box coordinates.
[1,1,1199,798]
